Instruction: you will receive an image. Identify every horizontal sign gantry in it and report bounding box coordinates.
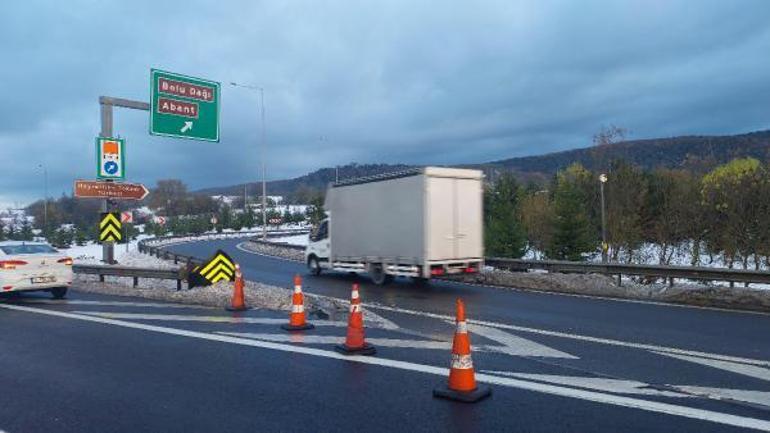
[74,180,149,200]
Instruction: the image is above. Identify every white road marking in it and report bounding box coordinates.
[483,371,691,398]
[73,311,348,327]
[13,299,212,309]
[655,352,770,382]
[77,311,576,358]
[469,323,578,359]
[676,386,770,408]
[4,303,770,432]
[220,332,451,349]
[313,296,770,368]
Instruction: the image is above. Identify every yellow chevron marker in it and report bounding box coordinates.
[195,250,236,284]
[99,212,122,243]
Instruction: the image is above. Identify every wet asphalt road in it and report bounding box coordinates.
[1,238,769,432]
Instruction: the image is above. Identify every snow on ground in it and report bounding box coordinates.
[62,234,153,265]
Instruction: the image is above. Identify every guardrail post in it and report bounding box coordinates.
[173,254,178,264]
[133,276,139,287]
[617,274,622,286]
[99,273,105,283]
[669,277,674,287]
[176,279,182,291]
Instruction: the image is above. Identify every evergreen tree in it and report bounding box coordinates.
[484,173,526,258]
[20,218,34,241]
[547,164,597,261]
[243,206,255,229]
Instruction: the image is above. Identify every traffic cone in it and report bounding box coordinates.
[433,299,491,402]
[225,264,248,312]
[281,274,315,331]
[334,283,376,355]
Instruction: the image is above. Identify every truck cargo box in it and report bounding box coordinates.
[324,167,483,265]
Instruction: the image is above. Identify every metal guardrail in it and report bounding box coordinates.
[134,228,311,279]
[485,258,770,287]
[73,264,189,290]
[133,230,770,288]
[139,227,310,249]
[71,229,311,292]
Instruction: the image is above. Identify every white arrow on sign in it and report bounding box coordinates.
[180,121,193,133]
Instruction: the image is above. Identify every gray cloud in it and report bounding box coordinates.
[1,0,769,206]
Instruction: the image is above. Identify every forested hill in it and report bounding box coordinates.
[482,129,770,176]
[195,163,413,201]
[196,129,770,199]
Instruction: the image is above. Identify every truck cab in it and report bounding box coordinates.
[305,218,330,275]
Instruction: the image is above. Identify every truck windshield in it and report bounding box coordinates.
[310,221,328,242]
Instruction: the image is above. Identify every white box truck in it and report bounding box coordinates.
[304,167,484,284]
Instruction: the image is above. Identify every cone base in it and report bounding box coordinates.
[433,384,492,403]
[281,323,315,331]
[225,305,250,312]
[334,343,376,356]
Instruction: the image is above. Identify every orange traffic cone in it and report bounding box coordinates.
[281,274,315,331]
[433,299,491,402]
[335,283,376,355]
[225,264,248,312]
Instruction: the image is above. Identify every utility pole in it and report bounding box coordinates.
[230,82,268,239]
[99,96,150,264]
[599,173,608,263]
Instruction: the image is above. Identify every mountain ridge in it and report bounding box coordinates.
[195,129,770,199]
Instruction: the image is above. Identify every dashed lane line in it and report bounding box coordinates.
[3,303,770,432]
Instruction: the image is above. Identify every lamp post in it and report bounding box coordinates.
[37,164,48,238]
[599,173,608,263]
[230,82,267,240]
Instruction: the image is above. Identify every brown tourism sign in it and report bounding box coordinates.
[74,180,149,200]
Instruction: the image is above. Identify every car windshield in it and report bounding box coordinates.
[0,244,58,255]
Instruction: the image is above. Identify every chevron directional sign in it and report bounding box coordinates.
[195,250,236,284]
[99,212,122,243]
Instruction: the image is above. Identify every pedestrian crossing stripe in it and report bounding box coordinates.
[196,250,236,284]
[99,212,122,243]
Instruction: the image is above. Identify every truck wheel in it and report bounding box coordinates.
[50,287,68,299]
[308,257,322,276]
[369,264,392,285]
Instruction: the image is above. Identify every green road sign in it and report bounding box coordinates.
[150,69,220,142]
[96,137,125,180]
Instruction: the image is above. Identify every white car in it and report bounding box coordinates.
[0,241,73,299]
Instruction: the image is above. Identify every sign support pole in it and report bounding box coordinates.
[98,96,149,264]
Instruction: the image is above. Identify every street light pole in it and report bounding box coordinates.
[230,82,268,240]
[599,173,608,263]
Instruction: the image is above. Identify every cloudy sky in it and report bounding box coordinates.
[1,0,769,207]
